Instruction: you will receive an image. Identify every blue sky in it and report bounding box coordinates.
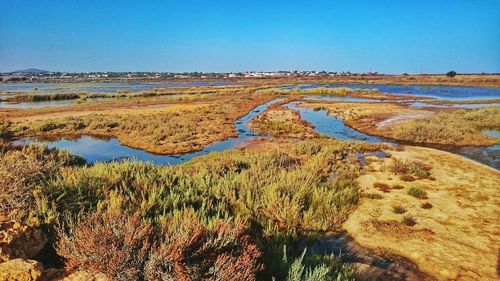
[1,1,499,73]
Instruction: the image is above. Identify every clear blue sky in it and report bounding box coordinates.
[1,0,499,73]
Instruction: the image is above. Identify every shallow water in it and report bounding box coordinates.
[0,81,241,95]
[286,101,499,169]
[407,101,500,109]
[285,102,384,143]
[304,95,383,103]
[483,130,500,138]
[12,99,283,165]
[279,84,500,101]
[451,145,499,170]
[0,93,213,109]
[0,100,80,109]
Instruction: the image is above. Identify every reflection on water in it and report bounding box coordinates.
[12,99,283,165]
[285,102,384,143]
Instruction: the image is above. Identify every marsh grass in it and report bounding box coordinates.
[2,133,374,279]
[393,107,500,145]
[13,95,274,154]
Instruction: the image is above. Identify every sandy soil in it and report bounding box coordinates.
[343,146,500,280]
[377,112,435,128]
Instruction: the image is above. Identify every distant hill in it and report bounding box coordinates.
[13,68,51,74]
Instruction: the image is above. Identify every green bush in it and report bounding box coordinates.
[408,186,427,199]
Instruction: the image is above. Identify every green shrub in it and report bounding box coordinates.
[408,186,427,199]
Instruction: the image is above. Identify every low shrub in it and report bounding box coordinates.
[0,145,83,217]
[373,182,391,193]
[392,184,404,190]
[420,202,433,209]
[400,175,416,182]
[402,214,417,226]
[145,211,263,281]
[56,211,153,280]
[392,205,407,214]
[408,186,427,199]
[392,159,431,179]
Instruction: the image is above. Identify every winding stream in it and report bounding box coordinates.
[12,99,283,165]
[10,95,499,169]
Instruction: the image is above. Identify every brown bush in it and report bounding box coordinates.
[373,182,391,193]
[144,211,263,281]
[400,175,416,182]
[56,211,153,280]
[421,202,433,209]
[0,145,82,216]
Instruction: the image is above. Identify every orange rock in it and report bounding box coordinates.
[0,221,47,262]
[0,259,43,281]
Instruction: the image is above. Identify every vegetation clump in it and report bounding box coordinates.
[373,182,391,193]
[408,186,428,199]
[391,159,431,179]
[392,205,407,214]
[0,139,369,280]
[402,214,417,226]
[393,107,500,146]
[420,202,433,209]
